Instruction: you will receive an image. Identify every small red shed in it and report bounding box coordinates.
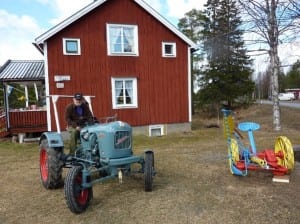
[34,0,196,136]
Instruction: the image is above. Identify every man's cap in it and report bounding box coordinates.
[74,93,83,100]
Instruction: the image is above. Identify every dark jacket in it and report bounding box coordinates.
[65,102,93,128]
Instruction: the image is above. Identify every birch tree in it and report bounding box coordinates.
[238,0,300,130]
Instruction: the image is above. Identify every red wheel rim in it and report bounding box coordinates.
[40,148,48,181]
[75,174,89,205]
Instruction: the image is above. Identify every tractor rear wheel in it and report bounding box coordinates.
[39,138,63,189]
[64,166,93,213]
[144,151,154,192]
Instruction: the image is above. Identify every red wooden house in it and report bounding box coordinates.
[34,0,196,136]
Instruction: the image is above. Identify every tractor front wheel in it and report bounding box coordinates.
[64,166,93,213]
[144,151,154,192]
[39,138,63,189]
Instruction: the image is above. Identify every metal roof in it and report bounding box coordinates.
[0,60,45,81]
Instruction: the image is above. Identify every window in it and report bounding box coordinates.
[162,42,176,57]
[149,125,165,136]
[111,78,138,109]
[107,24,139,56]
[63,38,81,55]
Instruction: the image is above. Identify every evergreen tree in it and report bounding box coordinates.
[178,9,207,112]
[285,60,300,89]
[199,0,254,107]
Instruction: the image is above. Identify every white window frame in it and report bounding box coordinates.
[107,24,139,56]
[162,42,176,57]
[63,38,81,55]
[111,77,138,109]
[149,125,165,136]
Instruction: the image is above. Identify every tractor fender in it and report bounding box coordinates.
[39,132,64,148]
[144,149,154,154]
[144,150,154,161]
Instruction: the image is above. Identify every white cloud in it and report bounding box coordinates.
[47,0,93,25]
[279,41,300,71]
[166,0,206,18]
[0,9,44,66]
[143,0,206,26]
[145,0,164,12]
[0,0,94,66]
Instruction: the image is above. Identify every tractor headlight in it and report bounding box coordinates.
[92,147,98,155]
[90,133,98,155]
[81,131,89,141]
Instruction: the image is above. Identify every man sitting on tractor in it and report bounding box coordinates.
[65,93,93,154]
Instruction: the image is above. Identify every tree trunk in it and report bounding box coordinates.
[270,50,281,131]
[269,0,281,131]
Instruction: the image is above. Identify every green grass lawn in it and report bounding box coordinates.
[0,104,300,224]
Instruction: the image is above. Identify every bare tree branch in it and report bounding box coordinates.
[238,0,300,131]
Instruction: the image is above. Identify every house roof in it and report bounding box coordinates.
[34,0,197,49]
[0,60,45,82]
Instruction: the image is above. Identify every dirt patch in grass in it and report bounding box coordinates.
[0,104,300,223]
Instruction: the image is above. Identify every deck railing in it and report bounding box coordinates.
[8,109,47,134]
[0,107,8,137]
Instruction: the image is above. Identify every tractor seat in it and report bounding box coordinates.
[238,122,260,132]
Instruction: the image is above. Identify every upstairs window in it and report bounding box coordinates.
[63,38,81,55]
[111,77,138,109]
[107,24,139,56]
[162,42,176,57]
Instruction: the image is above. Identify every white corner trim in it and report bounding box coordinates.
[188,47,192,122]
[43,42,51,131]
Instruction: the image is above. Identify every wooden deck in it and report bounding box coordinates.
[8,109,47,135]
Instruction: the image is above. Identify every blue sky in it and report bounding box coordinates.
[0,0,299,73]
[0,0,204,66]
